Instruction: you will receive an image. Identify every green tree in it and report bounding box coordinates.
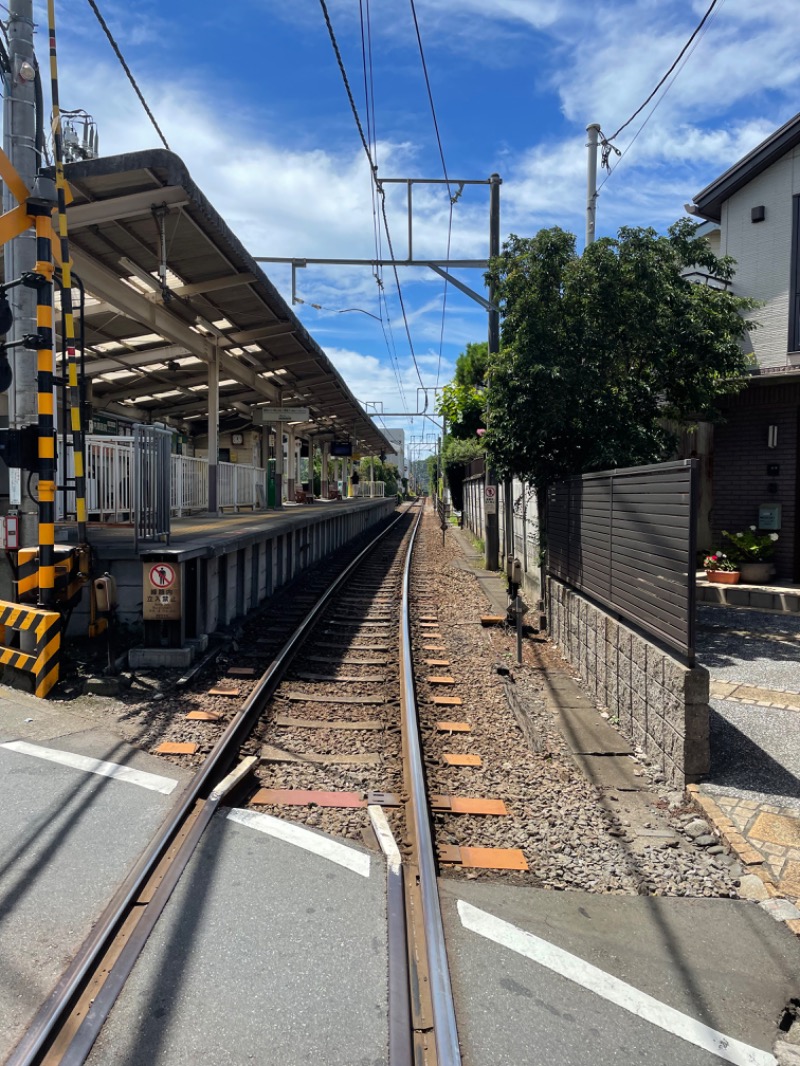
[484,220,756,492]
[437,341,489,440]
[442,436,483,511]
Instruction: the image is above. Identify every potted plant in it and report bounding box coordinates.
[722,528,779,584]
[703,552,740,584]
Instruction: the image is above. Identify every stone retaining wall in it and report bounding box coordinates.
[547,577,710,787]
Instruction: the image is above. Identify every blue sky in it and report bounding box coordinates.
[41,0,800,457]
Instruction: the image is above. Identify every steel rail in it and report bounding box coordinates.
[8,505,415,1066]
[400,508,462,1065]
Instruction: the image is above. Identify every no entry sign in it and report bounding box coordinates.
[144,561,181,620]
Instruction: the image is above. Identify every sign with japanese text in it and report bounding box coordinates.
[143,561,181,620]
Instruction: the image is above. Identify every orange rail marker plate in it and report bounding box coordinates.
[432,695,463,706]
[443,753,482,767]
[155,741,199,755]
[438,845,528,870]
[424,659,451,666]
[185,711,222,722]
[436,721,471,732]
[480,615,506,627]
[420,622,440,628]
[209,686,240,697]
[431,795,507,815]
[427,676,455,685]
[250,788,366,808]
[423,645,447,652]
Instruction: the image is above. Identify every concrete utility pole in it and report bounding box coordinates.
[586,123,601,247]
[1,0,41,593]
[484,173,501,571]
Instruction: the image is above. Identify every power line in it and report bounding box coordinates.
[318,0,374,171]
[318,0,425,393]
[408,0,454,389]
[84,0,170,151]
[358,0,408,410]
[598,0,724,190]
[605,0,721,147]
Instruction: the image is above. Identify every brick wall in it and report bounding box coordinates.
[548,579,710,788]
[713,382,798,579]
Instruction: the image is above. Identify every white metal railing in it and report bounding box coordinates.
[219,461,266,510]
[57,435,266,521]
[57,435,134,522]
[171,454,208,516]
[351,481,386,498]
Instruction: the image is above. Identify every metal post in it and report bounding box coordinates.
[3,0,37,430]
[33,210,54,605]
[484,172,502,571]
[207,340,219,514]
[586,123,600,248]
[2,0,39,582]
[48,0,87,543]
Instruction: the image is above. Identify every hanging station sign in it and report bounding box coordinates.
[258,407,309,424]
[330,441,353,457]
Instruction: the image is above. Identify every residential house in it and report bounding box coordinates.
[688,112,800,580]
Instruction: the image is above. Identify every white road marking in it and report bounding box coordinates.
[457,900,776,1066]
[227,808,371,877]
[1,740,178,795]
[368,804,402,870]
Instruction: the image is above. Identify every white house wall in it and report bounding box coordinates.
[719,147,800,368]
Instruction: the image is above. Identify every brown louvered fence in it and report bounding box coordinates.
[547,460,698,663]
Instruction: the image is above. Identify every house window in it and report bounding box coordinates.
[791,195,800,352]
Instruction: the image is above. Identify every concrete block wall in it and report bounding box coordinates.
[548,578,710,788]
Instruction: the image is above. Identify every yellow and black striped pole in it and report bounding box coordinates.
[48,0,87,544]
[33,210,55,606]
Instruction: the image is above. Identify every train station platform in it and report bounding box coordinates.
[59,497,397,662]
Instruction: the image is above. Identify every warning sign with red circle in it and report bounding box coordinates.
[149,563,176,589]
[144,562,181,620]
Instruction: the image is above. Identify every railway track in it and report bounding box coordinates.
[9,501,536,1066]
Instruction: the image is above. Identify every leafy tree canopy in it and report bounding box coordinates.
[484,220,757,491]
[442,435,483,511]
[437,341,489,440]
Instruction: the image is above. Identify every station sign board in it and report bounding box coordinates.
[143,561,181,620]
[330,441,353,457]
[258,407,309,424]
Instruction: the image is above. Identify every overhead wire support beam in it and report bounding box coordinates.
[427,266,497,312]
[255,257,488,268]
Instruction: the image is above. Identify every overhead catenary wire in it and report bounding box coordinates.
[407,0,455,390]
[84,0,170,151]
[358,0,409,411]
[318,0,426,394]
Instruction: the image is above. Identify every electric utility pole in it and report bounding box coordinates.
[1,0,41,594]
[484,173,501,571]
[586,123,600,247]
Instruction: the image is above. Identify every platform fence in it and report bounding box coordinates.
[352,481,386,498]
[57,435,267,522]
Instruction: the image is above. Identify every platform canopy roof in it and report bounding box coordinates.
[57,149,394,455]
